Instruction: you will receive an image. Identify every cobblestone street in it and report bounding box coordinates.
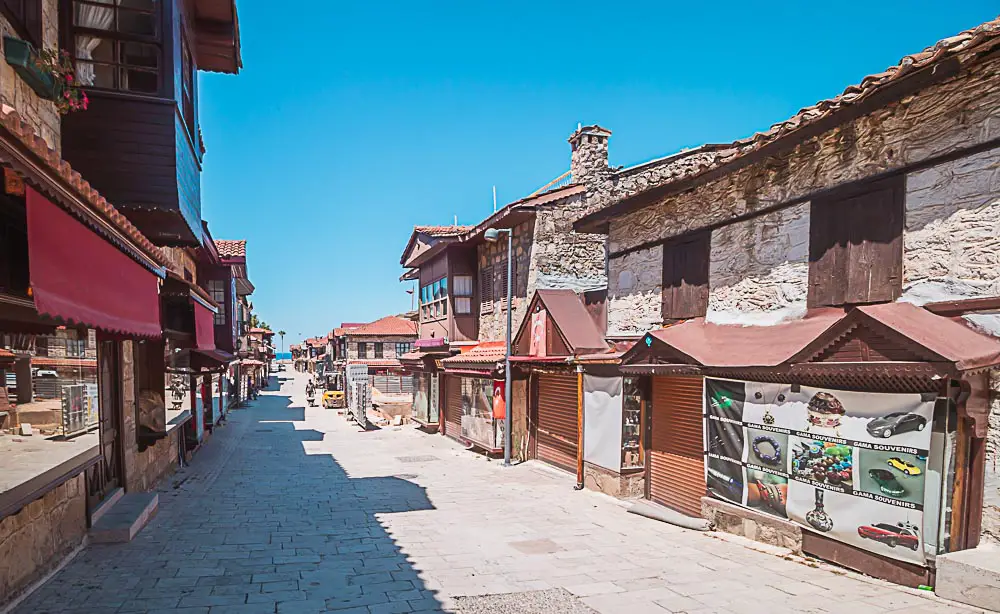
[10,372,987,614]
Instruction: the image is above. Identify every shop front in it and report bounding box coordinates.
[440,342,506,453]
[621,303,1000,587]
[400,339,454,432]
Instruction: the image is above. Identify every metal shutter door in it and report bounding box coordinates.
[649,376,706,517]
[444,375,463,441]
[536,373,578,473]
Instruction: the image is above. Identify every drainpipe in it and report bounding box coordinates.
[575,363,585,490]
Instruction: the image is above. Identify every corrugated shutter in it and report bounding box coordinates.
[536,373,578,473]
[649,376,706,517]
[444,375,463,441]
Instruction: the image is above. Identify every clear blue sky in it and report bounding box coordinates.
[198,1,998,346]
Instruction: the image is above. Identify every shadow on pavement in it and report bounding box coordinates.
[10,374,445,614]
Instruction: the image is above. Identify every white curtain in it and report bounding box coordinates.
[74,0,115,86]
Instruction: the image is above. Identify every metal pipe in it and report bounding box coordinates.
[504,229,513,466]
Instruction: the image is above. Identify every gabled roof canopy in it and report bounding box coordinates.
[512,289,608,358]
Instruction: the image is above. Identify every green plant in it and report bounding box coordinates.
[36,48,88,114]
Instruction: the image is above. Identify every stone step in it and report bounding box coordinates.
[89,492,158,544]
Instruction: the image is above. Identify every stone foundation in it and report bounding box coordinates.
[584,462,644,499]
[702,496,802,552]
[121,341,180,493]
[0,474,86,606]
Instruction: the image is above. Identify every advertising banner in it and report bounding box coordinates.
[704,378,933,565]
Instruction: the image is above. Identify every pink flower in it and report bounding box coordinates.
[65,74,72,83]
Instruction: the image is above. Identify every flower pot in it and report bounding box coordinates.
[3,36,58,100]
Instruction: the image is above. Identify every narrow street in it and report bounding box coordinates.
[10,372,984,614]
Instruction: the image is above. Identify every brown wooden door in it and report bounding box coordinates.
[444,375,463,441]
[535,373,578,473]
[648,376,706,517]
[87,339,124,512]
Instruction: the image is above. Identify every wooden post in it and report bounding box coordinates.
[575,368,584,490]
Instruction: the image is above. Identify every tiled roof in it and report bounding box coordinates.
[0,110,168,268]
[215,240,247,258]
[441,342,506,366]
[31,356,98,369]
[414,225,473,238]
[0,348,15,359]
[347,358,403,368]
[576,17,1000,230]
[248,327,271,334]
[345,316,417,337]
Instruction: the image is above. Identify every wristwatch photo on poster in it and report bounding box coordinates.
[703,378,946,565]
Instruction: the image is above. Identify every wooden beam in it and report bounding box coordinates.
[924,295,1000,317]
[576,369,584,490]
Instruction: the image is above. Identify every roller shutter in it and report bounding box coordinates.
[444,375,463,441]
[536,373,578,473]
[648,376,706,517]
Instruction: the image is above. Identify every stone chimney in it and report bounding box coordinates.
[568,124,612,183]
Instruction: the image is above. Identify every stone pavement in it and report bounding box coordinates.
[9,372,989,614]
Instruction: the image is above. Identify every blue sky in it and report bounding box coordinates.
[198,1,998,346]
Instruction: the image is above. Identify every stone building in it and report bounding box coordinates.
[574,17,1000,607]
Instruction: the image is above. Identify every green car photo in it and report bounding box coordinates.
[868,469,907,497]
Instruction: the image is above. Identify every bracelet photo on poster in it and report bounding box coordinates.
[704,378,933,565]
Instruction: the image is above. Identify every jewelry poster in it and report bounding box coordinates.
[703,378,934,565]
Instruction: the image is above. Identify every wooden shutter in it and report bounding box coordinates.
[648,376,706,517]
[444,375,463,440]
[809,177,904,307]
[536,373,578,472]
[662,233,710,320]
[480,266,493,314]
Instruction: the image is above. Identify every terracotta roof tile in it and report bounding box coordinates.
[215,240,247,258]
[31,356,98,369]
[442,342,506,365]
[0,109,167,268]
[414,225,473,237]
[347,358,403,368]
[345,316,417,337]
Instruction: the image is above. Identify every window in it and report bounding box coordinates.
[661,232,710,321]
[395,341,412,356]
[374,342,384,359]
[420,277,448,320]
[453,275,473,314]
[808,177,904,307]
[72,0,161,94]
[180,33,195,135]
[207,280,226,325]
[2,0,41,47]
[480,266,493,314]
[495,258,513,310]
[357,342,367,359]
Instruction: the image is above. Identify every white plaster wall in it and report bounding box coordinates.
[707,203,810,324]
[608,245,662,336]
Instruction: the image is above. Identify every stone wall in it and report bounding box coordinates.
[605,54,1000,330]
[608,245,662,336]
[0,2,61,153]
[0,474,86,605]
[609,55,1000,255]
[902,146,1000,303]
[529,194,608,292]
[478,219,533,342]
[583,463,644,499]
[707,203,810,325]
[121,341,179,493]
[702,496,802,552]
[984,370,1000,544]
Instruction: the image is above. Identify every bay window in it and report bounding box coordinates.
[420,277,448,320]
[72,0,160,94]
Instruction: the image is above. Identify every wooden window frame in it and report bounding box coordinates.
[661,231,710,321]
[68,0,163,95]
[395,341,411,356]
[807,176,905,308]
[453,274,473,315]
[2,0,41,48]
[357,342,367,359]
[420,276,448,322]
[374,342,384,359]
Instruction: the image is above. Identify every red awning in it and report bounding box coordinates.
[194,301,216,350]
[26,187,161,337]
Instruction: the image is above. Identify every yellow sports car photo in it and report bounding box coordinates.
[887,457,921,476]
